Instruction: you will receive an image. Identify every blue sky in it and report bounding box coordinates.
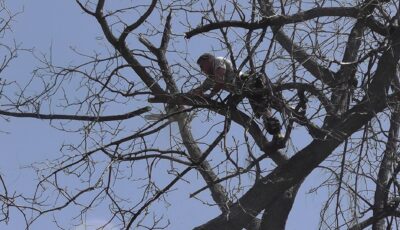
[0,1,328,229]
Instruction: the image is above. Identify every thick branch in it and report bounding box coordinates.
[332,0,381,115]
[160,11,172,53]
[185,7,359,39]
[260,183,301,230]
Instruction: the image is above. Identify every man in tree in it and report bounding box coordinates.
[191,53,285,148]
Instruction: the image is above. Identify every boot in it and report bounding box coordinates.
[264,116,281,135]
[272,133,285,149]
[263,116,285,149]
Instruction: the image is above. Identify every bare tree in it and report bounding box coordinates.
[1,0,400,229]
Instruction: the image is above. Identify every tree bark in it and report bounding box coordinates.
[372,106,400,229]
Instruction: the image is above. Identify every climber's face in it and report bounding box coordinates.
[198,59,213,75]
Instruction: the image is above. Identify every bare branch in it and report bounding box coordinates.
[0,106,151,122]
[118,0,157,43]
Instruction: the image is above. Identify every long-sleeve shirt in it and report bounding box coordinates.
[198,57,238,93]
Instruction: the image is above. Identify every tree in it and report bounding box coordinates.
[1,0,400,229]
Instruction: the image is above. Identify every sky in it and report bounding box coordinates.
[0,1,328,229]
